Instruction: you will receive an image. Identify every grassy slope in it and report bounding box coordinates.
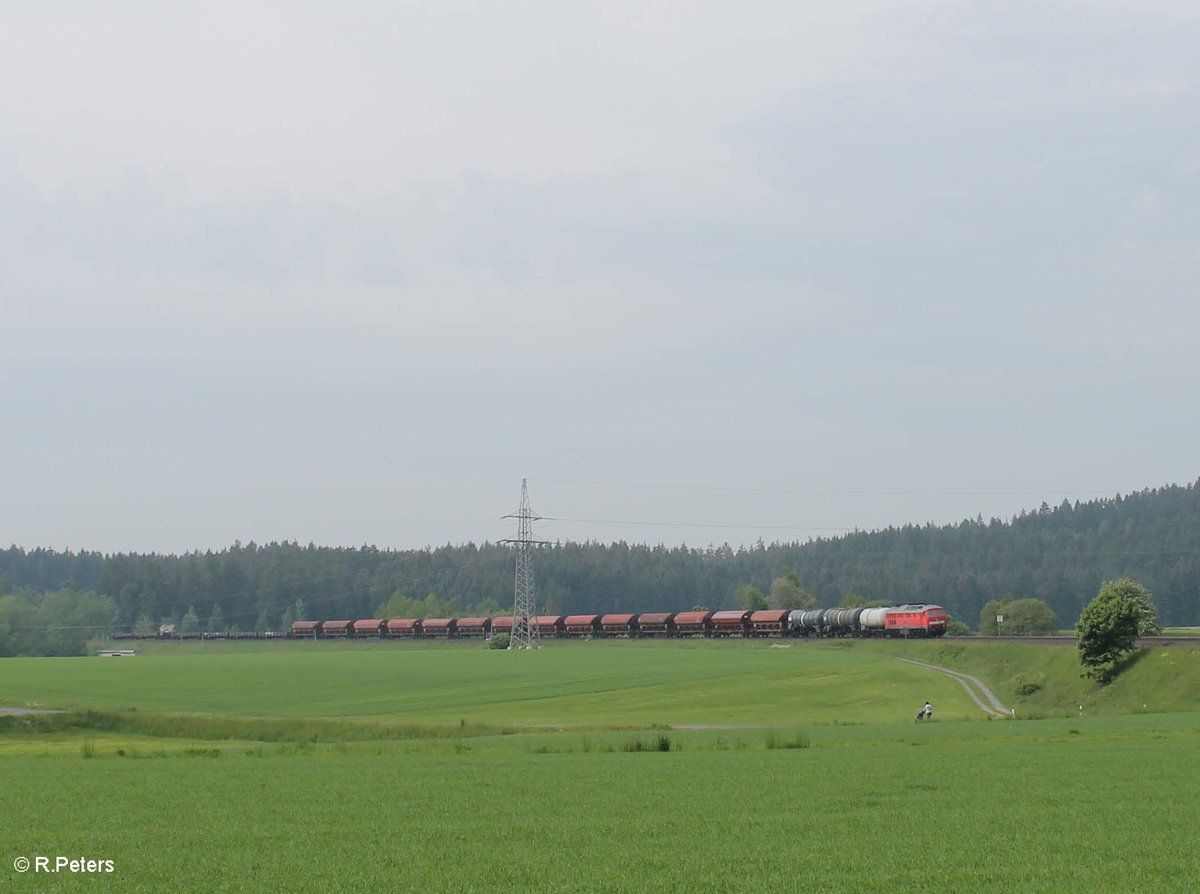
[860,639,1200,716]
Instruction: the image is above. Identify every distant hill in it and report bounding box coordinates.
[2,480,1198,630]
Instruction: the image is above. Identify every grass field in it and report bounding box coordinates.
[1,639,984,726]
[3,639,1199,892]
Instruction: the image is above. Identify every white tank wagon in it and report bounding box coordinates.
[858,607,889,635]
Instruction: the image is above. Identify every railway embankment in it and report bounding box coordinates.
[865,639,1200,718]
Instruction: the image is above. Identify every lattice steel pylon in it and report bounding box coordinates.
[501,479,545,649]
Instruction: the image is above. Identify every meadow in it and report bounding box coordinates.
[2,639,1199,892]
[2,639,984,726]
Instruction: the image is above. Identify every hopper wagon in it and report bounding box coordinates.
[290,620,322,639]
[322,620,354,638]
[749,609,790,636]
[600,613,638,637]
[422,618,457,638]
[710,610,751,636]
[636,612,674,636]
[385,619,422,638]
[352,619,386,639]
[564,614,602,637]
[672,610,712,637]
[456,617,492,638]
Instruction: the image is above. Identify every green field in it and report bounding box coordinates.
[2,639,1199,892]
[2,640,984,726]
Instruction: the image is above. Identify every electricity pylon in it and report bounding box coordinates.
[501,479,544,649]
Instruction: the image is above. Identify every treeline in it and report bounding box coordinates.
[0,589,117,657]
[1,481,1197,648]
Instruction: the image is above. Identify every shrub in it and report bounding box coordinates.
[766,729,811,750]
[489,633,511,650]
[946,619,973,637]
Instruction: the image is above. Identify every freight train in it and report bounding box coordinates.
[116,604,947,641]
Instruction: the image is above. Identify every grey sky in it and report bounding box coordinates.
[3,1,1198,554]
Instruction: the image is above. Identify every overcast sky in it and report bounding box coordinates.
[3,1,1198,555]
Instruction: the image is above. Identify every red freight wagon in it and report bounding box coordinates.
[750,610,789,636]
[385,618,422,638]
[535,615,564,636]
[672,611,712,637]
[564,614,601,637]
[601,613,638,637]
[352,619,386,638]
[636,612,674,636]
[456,617,491,638]
[710,610,751,636]
[884,604,948,638]
[490,616,515,633]
[322,620,353,638]
[290,620,322,639]
[422,618,456,638]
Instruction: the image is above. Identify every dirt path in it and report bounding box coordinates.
[671,724,778,730]
[0,707,63,716]
[896,658,1012,719]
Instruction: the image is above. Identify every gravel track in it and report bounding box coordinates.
[0,707,63,715]
[895,658,1011,718]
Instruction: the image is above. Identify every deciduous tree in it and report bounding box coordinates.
[1076,578,1159,682]
[735,584,768,611]
[769,569,816,611]
[979,596,1058,635]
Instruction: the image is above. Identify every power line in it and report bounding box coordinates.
[531,478,1118,497]
[542,516,853,532]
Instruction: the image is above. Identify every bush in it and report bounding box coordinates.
[765,729,811,750]
[488,632,511,650]
[1011,673,1045,697]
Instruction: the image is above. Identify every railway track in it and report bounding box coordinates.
[111,633,1200,646]
[944,636,1199,647]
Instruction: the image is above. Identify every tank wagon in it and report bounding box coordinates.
[132,604,948,641]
